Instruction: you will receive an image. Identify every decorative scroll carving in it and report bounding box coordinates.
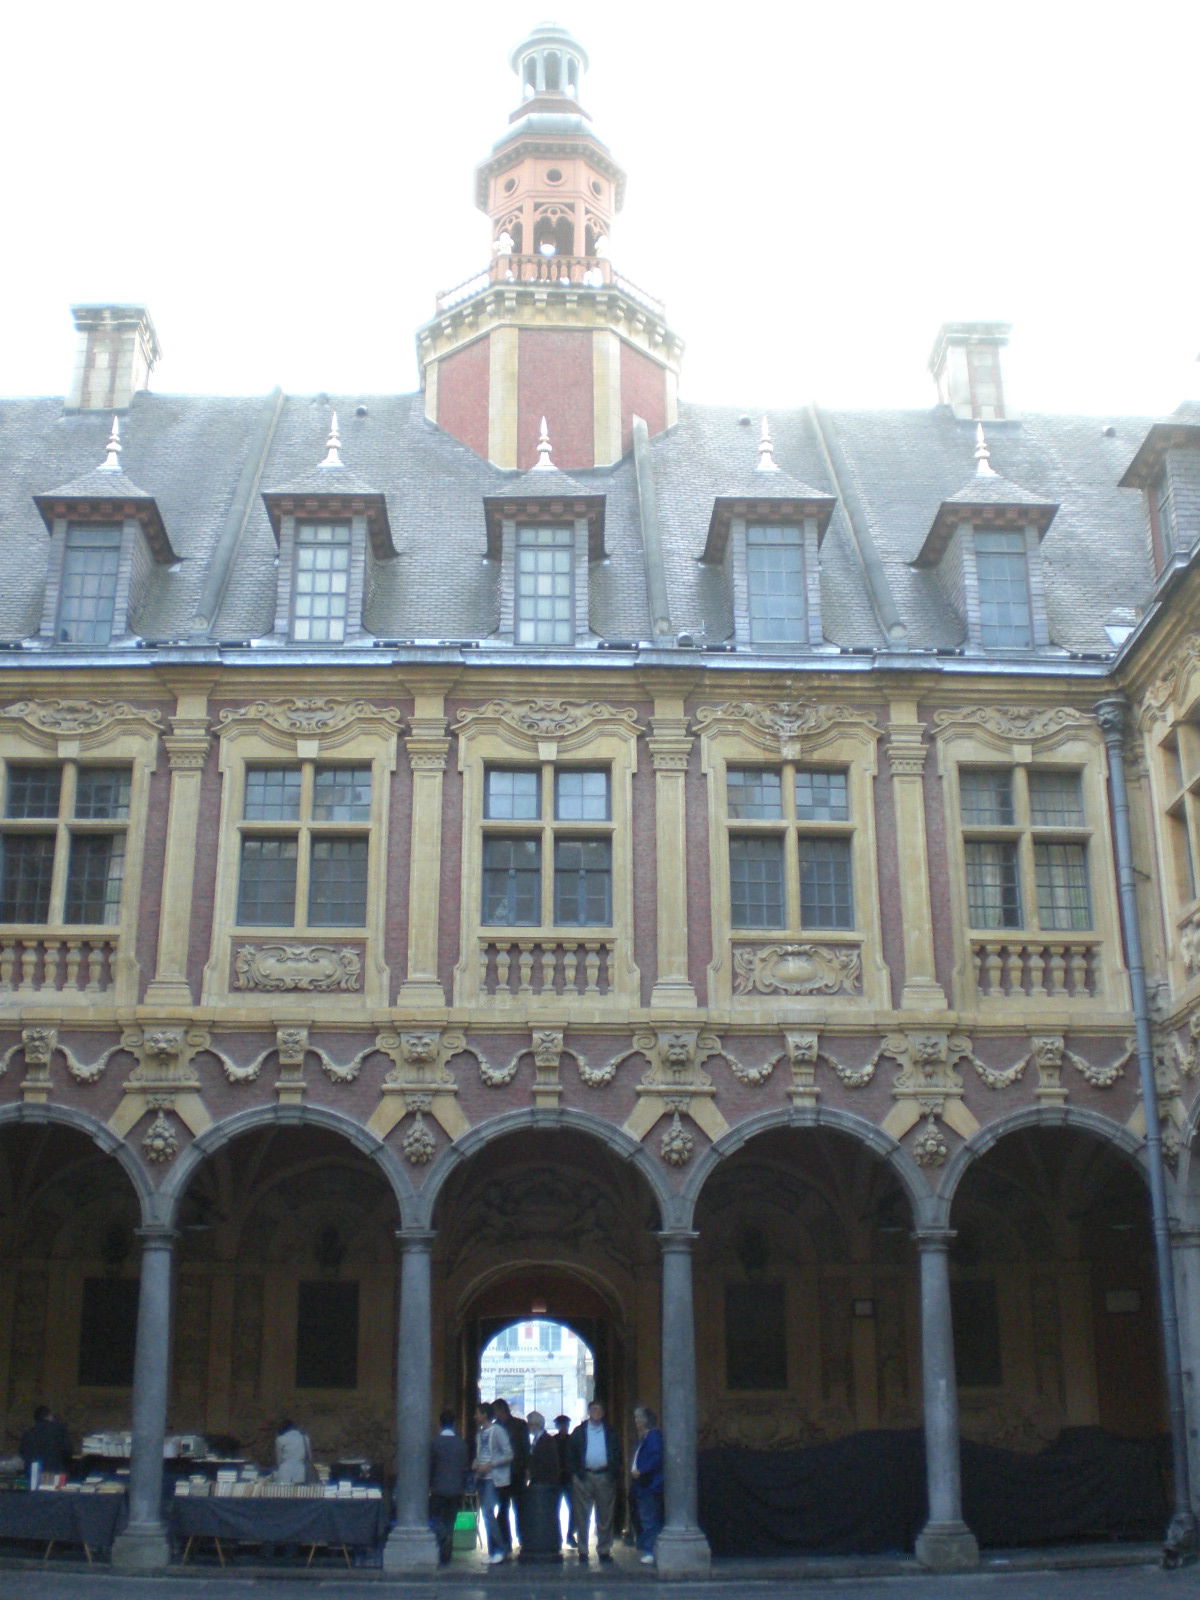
[733,943,862,997]
[932,706,1092,742]
[1161,1121,1183,1171]
[1138,634,1200,729]
[402,1109,437,1165]
[234,944,362,992]
[1180,909,1200,975]
[142,1108,179,1164]
[635,1028,721,1093]
[660,1111,695,1167]
[454,699,641,741]
[275,1027,308,1069]
[0,699,164,738]
[695,699,877,759]
[1172,1009,1200,1078]
[912,1115,949,1168]
[8,1027,57,1086]
[218,698,404,736]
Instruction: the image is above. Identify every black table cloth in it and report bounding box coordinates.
[171,1494,387,1550]
[0,1491,125,1554]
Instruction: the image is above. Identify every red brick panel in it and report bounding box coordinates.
[518,329,594,469]
[436,336,492,460]
[619,343,667,457]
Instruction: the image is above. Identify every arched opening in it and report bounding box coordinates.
[692,1124,924,1555]
[533,214,575,260]
[945,1124,1169,1545]
[0,1121,144,1456]
[544,51,561,92]
[171,1124,401,1475]
[431,1126,661,1444]
[480,1315,594,1428]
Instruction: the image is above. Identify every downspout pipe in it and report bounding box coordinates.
[1096,694,1197,1565]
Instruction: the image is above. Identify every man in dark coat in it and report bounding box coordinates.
[19,1406,72,1479]
[568,1400,621,1563]
[553,1414,577,1547]
[491,1397,528,1554]
[429,1410,470,1565]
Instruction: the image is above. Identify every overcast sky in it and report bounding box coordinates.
[4,0,1198,416]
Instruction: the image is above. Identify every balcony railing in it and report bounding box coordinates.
[0,934,117,996]
[971,937,1100,1000]
[436,258,665,318]
[478,936,613,1000]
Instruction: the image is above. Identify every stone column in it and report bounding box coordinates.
[1170,1225,1200,1511]
[647,694,697,1010]
[145,684,214,1006]
[654,1231,710,1578]
[383,1229,438,1572]
[886,700,946,1010]
[914,1229,978,1569]
[112,1226,176,1569]
[398,685,451,1006]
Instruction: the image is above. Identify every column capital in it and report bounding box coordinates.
[912,1228,956,1251]
[396,1227,437,1252]
[656,1229,699,1255]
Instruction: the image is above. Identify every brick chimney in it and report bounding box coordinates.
[929,321,1011,420]
[67,304,160,411]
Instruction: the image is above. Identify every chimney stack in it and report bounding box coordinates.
[929,321,1011,421]
[67,304,160,411]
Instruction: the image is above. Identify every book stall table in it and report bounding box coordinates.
[0,1489,125,1562]
[171,1489,387,1566]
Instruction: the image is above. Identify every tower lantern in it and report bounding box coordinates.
[417,25,683,471]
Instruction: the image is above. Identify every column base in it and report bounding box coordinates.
[112,1522,171,1569]
[396,978,446,1007]
[900,981,947,1010]
[382,1523,439,1573]
[141,979,195,1007]
[915,1521,979,1571]
[654,1527,711,1579]
[649,980,698,1009]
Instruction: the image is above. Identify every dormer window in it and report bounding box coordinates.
[701,421,834,650]
[261,416,395,645]
[1118,407,1200,576]
[483,423,605,647]
[915,427,1055,652]
[33,417,176,649]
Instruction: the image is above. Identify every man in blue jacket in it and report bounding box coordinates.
[630,1405,664,1565]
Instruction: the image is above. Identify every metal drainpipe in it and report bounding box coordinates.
[1095,694,1197,1564]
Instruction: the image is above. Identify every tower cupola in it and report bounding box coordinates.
[417,26,683,472]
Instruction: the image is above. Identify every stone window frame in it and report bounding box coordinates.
[933,709,1127,1016]
[481,764,613,927]
[697,705,888,1013]
[727,514,824,650]
[956,519,1049,653]
[1141,642,1200,996]
[452,701,641,1011]
[203,701,402,1010]
[0,702,161,1010]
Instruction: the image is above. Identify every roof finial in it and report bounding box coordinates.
[974,421,998,478]
[757,415,780,473]
[319,412,343,469]
[532,415,556,471]
[100,415,122,471]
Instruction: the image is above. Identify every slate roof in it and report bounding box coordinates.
[0,387,1160,658]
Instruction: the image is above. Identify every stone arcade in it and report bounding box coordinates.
[2,20,1200,1577]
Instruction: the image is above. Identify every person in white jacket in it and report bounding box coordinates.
[273,1418,313,1484]
[472,1402,514,1563]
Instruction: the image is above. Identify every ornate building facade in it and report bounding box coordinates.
[2,21,1199,1575]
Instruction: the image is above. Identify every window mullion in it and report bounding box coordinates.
[48,763,76,923]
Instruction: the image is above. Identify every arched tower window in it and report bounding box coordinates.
[544,52,561,92]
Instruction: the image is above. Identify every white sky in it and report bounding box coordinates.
[4,0,1199,416]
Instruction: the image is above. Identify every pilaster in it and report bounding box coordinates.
[145,679,216,1007]
[648,698,697,1009]
[885,700,946,1010]
[398,683,452,1007]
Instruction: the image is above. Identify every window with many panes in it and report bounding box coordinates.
[974,529,1032,649]
[1160,727,1200,910]
[959,767,1091,930]
[726,766,854,930]
[57,525,122,645]
[0,763,130,924]
[481,765,611,926]
[515,525,574,645]
[292,521,351,642]
[746,524,805,644]
[236,763,371,927]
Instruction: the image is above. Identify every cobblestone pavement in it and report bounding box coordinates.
[0,1550,1195,1600]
